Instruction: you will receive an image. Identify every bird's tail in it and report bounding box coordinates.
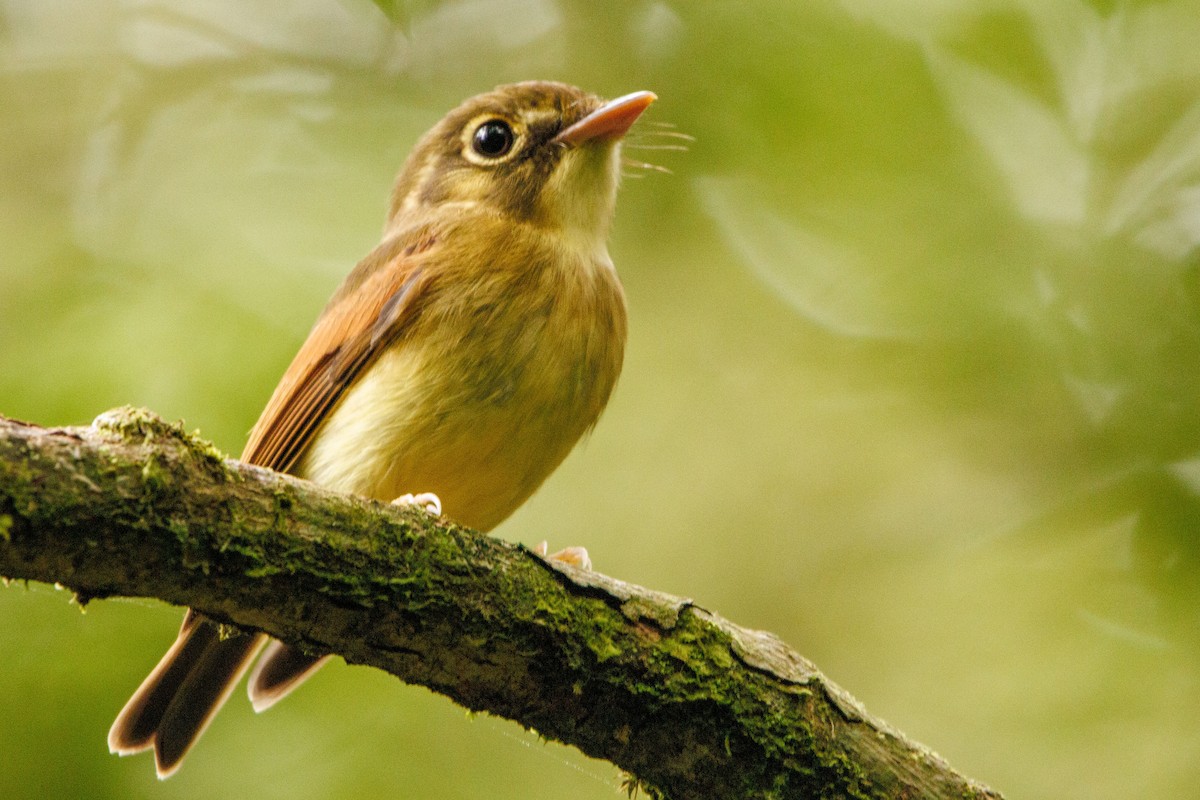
[247,640,329,713]
[108,610,266,779]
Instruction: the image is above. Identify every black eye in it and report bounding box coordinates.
[471,119,514,158]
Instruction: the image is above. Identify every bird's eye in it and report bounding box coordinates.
[471,119,515,158]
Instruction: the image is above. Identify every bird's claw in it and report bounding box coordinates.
[533,540,592,571]
[391,492,443,516]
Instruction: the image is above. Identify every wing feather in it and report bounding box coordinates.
[241,229,437,473]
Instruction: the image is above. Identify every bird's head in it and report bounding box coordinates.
[387,81,656,249]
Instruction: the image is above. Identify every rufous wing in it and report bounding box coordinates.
[241,227,438,472]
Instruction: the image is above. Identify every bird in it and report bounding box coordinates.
[107,80,656,778]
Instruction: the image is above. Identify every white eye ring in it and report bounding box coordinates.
[461,114,523,166]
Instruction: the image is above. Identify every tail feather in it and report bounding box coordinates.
[248,640,329,713]
[154,630,266,778]
[108,610,208,755]
[107,611,266,778]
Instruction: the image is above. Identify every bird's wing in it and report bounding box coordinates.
[240,228,438,472]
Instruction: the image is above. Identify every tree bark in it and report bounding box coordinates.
[0,407,1002,800]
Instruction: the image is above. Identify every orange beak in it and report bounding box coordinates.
[552,90,657,146]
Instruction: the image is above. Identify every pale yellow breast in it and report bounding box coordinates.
[297,246,625,533]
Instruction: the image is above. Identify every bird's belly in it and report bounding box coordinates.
[297,332,611,533]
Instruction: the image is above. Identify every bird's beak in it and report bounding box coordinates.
[552,91,657,146]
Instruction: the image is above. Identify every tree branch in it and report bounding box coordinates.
[0,407,1001,800]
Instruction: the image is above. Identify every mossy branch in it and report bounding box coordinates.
[0,407,1001,800]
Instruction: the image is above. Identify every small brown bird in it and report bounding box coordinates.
[108,81,655,778]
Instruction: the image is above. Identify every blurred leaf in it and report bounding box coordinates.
[1107,102,1200,258]
[837,0,989,42]
[697,175,915,339]
[1019,0,1116,142]
[926,46,1089,225]
[369,0,441,26]
[370,0,407,22]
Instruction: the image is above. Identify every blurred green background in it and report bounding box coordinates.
[4,0,1200,797]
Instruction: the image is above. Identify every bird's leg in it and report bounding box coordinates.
[533,540,592,571]
[391,492,443,516]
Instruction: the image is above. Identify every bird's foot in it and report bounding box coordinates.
[533,540,592,571]
[391,492,443,516]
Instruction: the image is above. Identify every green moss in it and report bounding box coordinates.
[93,405,179,442]
[522,580,637,670]
[139,453,171,493]
[620,773,668,799]
[0,451,40,519]
[93,407,230,486]
[186,426,231,468]
[612,607,892,796]
[619,596,683,627]
[90,405,148,436]
[588,633,623,662]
